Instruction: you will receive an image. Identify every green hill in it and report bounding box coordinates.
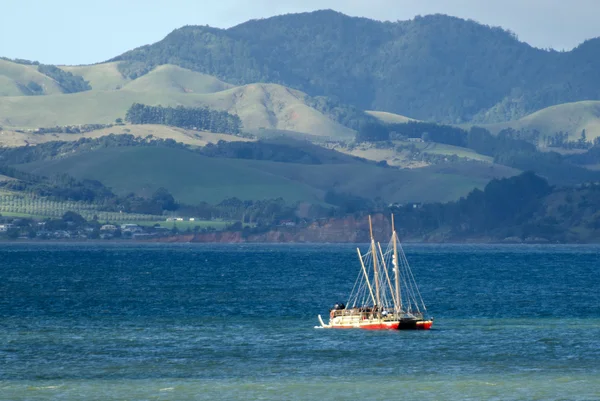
[0,62,354,138]
[110,10,600,124]
[482,101,600,143]
[61,62,130,91]
[0,59,64,96]
[121,64,233,94]
[13,145,509,205]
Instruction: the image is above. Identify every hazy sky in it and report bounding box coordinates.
[2,0,599,65]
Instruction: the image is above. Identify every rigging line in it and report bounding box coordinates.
[395,250,417,313]
[401,254,420,313]
[377,241,398,310]
[347,250,370,308]
[357,247,377,306]
[346,267,363,308]
[398,243,427,312]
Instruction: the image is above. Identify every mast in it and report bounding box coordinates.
[392,214,401,315]
[369,215,381,318]
[377,241,397,308]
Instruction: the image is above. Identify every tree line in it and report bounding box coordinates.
[386,171,600,242]
[125,103,242,134]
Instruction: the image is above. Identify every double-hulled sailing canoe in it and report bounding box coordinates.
[318,215,433,330]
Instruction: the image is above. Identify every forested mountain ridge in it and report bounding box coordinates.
[111,10,600,124]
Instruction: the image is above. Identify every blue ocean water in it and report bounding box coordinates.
[0,243,599,400]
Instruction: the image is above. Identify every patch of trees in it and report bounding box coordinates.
[356,121,537,155]
[32,124,114,134]
[197,137,364,164]
[37,65,91,93]
[389,171,555,239]
[305,95,378,131]
[118,188,179,215]
[199,140,322,163]
[18,81,44,95]
[324,190,374,214]
[544,130,593,150]
[125,103,242,134]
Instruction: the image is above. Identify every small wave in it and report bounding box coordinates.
[159,387,174,392]
[29,385,61,390]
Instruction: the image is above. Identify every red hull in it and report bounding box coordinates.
[326,320,433,330]
[362,322,401,330]
[419,321,433,330]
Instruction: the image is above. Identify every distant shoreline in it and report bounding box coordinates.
[1,237,598,245]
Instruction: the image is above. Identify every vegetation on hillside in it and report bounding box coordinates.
[386,171,600,243]
[6,134,497,205]
[356,120,600,185]
[0,57,91,94]
[125,103,242,134]
[111,10,600,123]
[36,64,91,93]
[0,134,359,166]
[483,101,600,143]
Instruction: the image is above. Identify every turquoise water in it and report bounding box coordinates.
[1,243,599,400]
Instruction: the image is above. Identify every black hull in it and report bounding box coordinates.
[397,318,433,330]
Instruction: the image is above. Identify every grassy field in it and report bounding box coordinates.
[60,62,130,91]
[16,146,324,204]
[0,124,253,148]
[14,144,515,205]
[330,140,494,169]
[366,110,416,124]
[0,60,354,139]
[122,65,233,94]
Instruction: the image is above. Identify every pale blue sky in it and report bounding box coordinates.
[2,0,599,65]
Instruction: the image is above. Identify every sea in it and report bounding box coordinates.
[0,243,599,400]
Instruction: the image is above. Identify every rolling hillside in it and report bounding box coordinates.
[122,64,233,94]
[482,101,600,143]
[330,140,495,169]
[111,10,600,123]
[0,60,354,138]
[61,62,130,91]
[0,124,253,147]
[13,145,513,205]
[0,59,64,96]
